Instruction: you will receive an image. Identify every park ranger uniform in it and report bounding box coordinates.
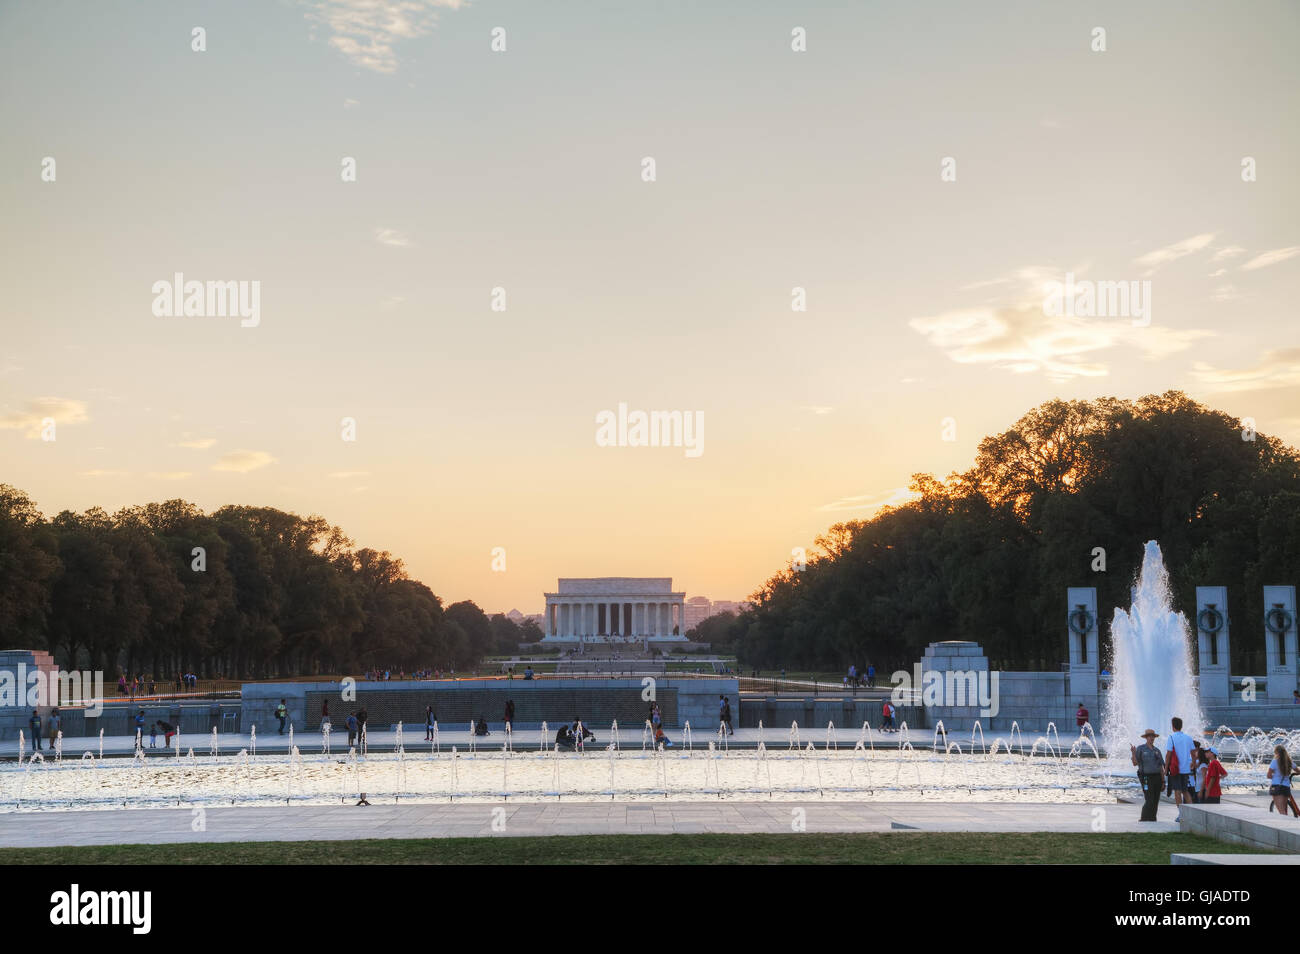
[1135,743,1165,821]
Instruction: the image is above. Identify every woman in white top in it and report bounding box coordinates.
[1267,745,1294,815]
[1195,749,1209,803]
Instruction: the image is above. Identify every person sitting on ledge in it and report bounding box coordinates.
[474,717,490,736]
[571,718,594,745]
[555,723,575,750]
[654,725,673,749]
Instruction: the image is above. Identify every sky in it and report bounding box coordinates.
[2,0,1298,614]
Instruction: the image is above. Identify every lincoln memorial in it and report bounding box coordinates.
[543,577,687,642]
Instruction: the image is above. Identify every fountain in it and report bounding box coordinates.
[1104,541,1206,754]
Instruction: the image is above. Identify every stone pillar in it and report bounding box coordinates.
[0,650,60,741]
[1066,587,1099,716]
[610,601,618,636]
[1265,585,1298,702]
[547,600,555,637]
[1195,586,1231,706]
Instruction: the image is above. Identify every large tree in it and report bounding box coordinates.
[734,392,1300,674]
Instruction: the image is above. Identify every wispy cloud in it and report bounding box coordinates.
[328,470,371,478]
[1210,245,1246,263]
[910,304,1211,382]
[913,266,1214,381]
[147,471,194,480]
[303,0,466,74]
[212,450,276,473]
[818,487,917,514]
[173,437,217,449]
[1133,233,1215,271]
[0,397,89,438]
[801,406,834,416]
[1241,246,1300,271]
[79,469,127,478]
[374,227,410,247]
[1191,348,1300,392]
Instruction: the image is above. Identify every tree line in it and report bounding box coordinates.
[0,491,542,678]
[729,392,1300,675]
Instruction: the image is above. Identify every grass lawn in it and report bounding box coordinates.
[0,831,1255,865]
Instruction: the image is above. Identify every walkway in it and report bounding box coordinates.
[0,800,1180,848]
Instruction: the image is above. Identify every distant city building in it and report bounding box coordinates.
[684,597,750,632]
[684,596,713,631]
[496,609,549,633]
[710,600,749,616]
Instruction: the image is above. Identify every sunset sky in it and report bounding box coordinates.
[2,0,1298,614]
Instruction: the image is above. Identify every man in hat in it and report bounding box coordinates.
[1130,729,1166,821]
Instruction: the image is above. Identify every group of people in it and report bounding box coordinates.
[1130,717,1231,821]
[115,672,201,698]
[363,669,441,681]
[879,700,898,731]
[555,719,596,750]
[649,701,671,748]
[26,708,61,749]
[844,664,877,689]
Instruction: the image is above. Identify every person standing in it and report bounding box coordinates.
[1075,702,1089,731]
[156,720,175,747]
[1267,744,1295,815]
[722,697,734,736]
[28,710,42,751]
[1203,748,1226,804]
[357,707,368,750]
[346,712,358,748]
[424,706,435,741]
[504,699,515,730]
[47,709,59,747]
[867,664,876,689]
[321,700,330,730]
[275,699,288,735]
[1131,729,1166,822]
[1165,717,1195,821]
[1193,747,1209,804]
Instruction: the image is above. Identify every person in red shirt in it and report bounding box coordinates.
[1076,703,1089,730]
[1202,748,1227,804]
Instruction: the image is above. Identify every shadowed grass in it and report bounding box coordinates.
[0,831,1259,865]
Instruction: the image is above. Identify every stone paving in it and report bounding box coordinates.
[0,799,1181,848]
